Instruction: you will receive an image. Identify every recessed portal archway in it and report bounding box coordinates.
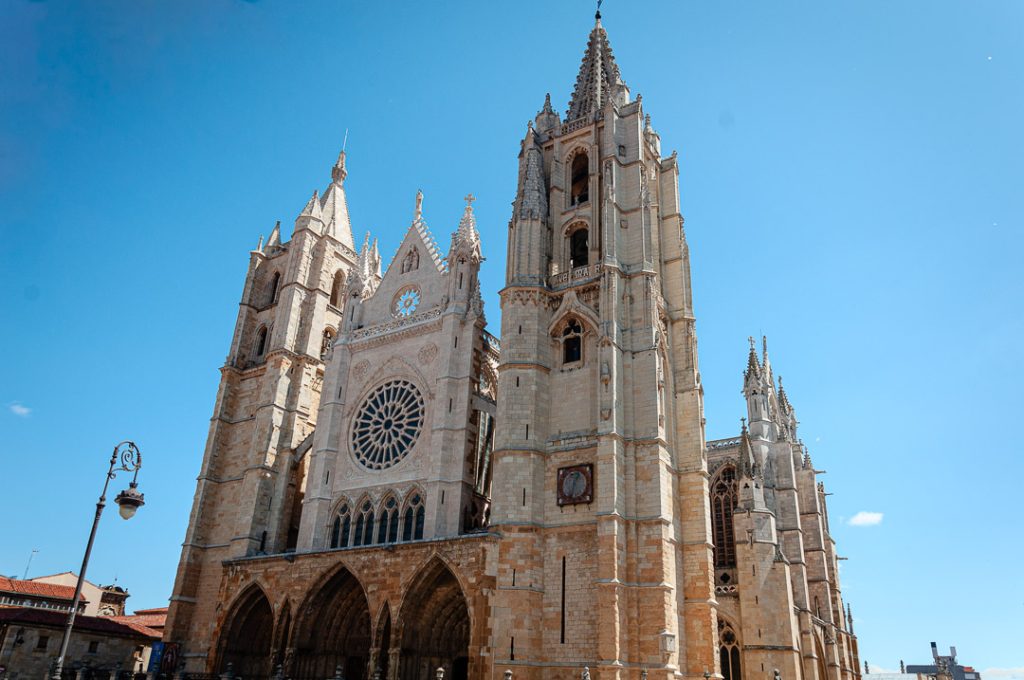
[398,559,470,680]
[292,567,371,680]
[217,585,274,678]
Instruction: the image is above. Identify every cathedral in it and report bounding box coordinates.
[165,12,861,680]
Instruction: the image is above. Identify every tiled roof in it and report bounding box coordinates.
[0,576,85,602]
[0,607,160,640]
[113,612,166,630]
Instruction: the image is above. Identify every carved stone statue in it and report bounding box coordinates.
[582,667,591,680]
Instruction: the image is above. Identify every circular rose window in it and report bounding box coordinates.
[350,380,425,470]
[393,287,421,317]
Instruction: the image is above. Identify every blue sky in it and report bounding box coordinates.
[1,0,1021,676]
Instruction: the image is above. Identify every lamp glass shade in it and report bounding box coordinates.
[118,502,137,520]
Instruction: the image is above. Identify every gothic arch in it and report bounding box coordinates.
[814,630,830,680]
[396,557,471,680]
[291,565,372,680]
[565,146,590,207]
[330,270,345,307]
[711,464,738,569]
[718,616,742,680]
[371,603,394,679]
[216,583,274,678]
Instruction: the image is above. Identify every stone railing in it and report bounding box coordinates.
[706,437,741,451]
[481,329,501,356]
[548,263,603,289]
[351,307,442,342]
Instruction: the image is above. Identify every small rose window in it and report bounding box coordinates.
[393,287,421,317]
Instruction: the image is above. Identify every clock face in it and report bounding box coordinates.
[562,471,587,498]
[557,464,593,506]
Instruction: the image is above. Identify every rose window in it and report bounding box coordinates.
[393,287,421,317]
[350,380,425,470]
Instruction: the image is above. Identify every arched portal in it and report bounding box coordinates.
[292,567,371,680]
[398,560,470,680]
[218,585,274,678]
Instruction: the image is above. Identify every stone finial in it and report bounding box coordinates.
[332,149,347,184]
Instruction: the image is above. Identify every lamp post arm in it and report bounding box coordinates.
[51,448,118,679]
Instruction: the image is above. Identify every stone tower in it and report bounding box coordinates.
[165,151,360,648]
[489,12,717,678]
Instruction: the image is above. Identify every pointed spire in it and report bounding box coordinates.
[535,92,561,131]
[255,234,264,253]
[761,335,773,384]
[456,194,479,244]
[566,13,627,122]
[738,418,755,478]
[299,191,322,220]
[802,446,812,470]
[332,150,347,185]
[744,336,762,383]
[542,92,554,114]
[267,220,282,247]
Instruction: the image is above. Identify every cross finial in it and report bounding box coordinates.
[464,193,476,206]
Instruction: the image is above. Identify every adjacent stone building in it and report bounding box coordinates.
[165,13,861,680]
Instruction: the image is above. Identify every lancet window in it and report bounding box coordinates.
[719,619,742,680]
[402,493,425,541]
[321,327,336,360]
[254,326,269,359]
[267,272,281,306]
[329,270,344,307]
[570,152,589,205]
[377,496,400,544]
[569,227,589,268]
[352,499,375,547]
[330,503,352,549]
[711,465,738,568]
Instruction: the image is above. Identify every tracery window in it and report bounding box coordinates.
[570,152,589,205]
[330,503,352,549]
[353,500,375,547]
[569,228,589,268]
[377,496,400,544]
[719,619,742,680]
[402,493,425,541]
[711,465,738,568]
[561,319,583,366]
[350,380,425,470]
[392,286,421,318]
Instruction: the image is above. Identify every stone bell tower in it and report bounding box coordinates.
[489,11,717,679]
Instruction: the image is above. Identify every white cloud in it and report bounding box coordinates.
[848,511,883,527]
[982,669,1024,680]
[9,403,31,417]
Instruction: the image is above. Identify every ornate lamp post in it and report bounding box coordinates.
[51,441,144,679]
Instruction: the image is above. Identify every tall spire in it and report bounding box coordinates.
[566,12,627,122]
[321,150,354,248]
[332,150,347,185]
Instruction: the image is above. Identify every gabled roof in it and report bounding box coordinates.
[0,607,160,640]
[0,576,85,602]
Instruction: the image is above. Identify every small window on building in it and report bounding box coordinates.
[569,228,589,268]
[255,326,269,358]
[267,271,281,306]
[561,319,583,365]
[570,152,589,205]
[36,635,49,650]
[87,640,99,654]
[330,270,344,308]
[331,504,351,549]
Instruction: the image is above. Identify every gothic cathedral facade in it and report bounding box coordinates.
[165,14,861,680]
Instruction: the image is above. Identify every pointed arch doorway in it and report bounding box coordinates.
[292,567,372,680]
[397,560,470,680]
[217,585,274,678]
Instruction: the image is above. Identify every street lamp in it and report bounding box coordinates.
[51,441,144,680]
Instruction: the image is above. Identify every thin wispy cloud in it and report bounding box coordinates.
[9,403,31,418]
[848,511,883,527]
[982,669,1024,680]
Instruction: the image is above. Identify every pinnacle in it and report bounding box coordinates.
[332,150,347,184]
